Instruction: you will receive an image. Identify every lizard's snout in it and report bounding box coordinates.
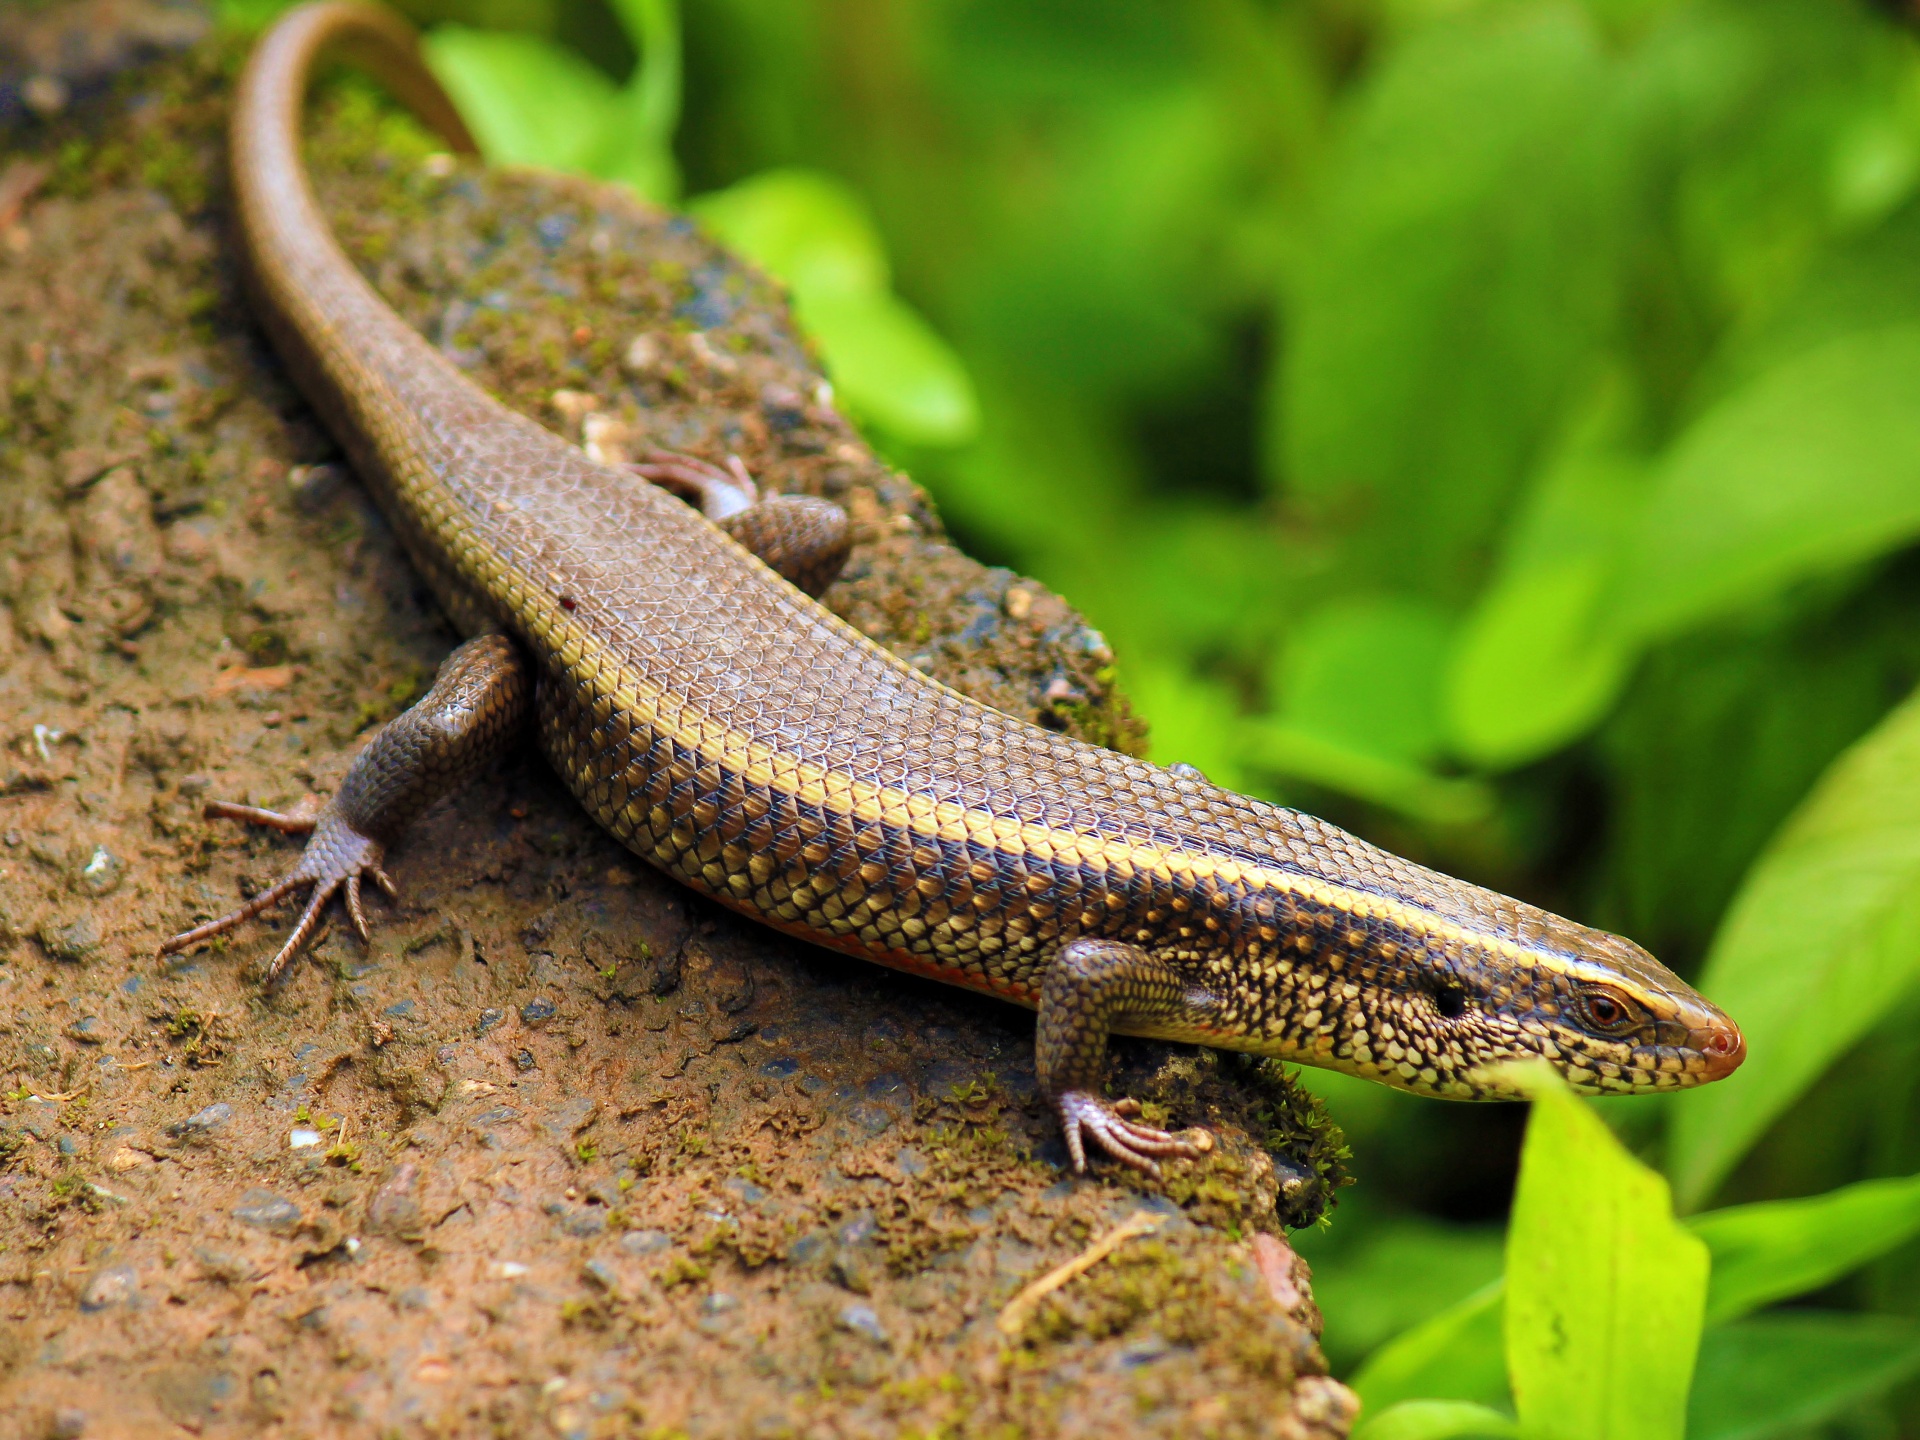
[1692,1018,1745,1081]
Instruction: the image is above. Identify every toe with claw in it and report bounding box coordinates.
[1055,1090,1214,1177]
[159,799,395,984]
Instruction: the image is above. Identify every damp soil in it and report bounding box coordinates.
[0,18,1356,1439]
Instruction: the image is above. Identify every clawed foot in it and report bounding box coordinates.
[1055,1091,1214,1177]
[627,449,758,520]
[159,799,396,984]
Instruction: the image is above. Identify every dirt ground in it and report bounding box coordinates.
[0,10,1358,1437]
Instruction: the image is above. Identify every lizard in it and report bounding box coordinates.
[163,0,1744,1176]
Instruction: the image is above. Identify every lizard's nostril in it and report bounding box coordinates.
[1690,1023,1745,1080]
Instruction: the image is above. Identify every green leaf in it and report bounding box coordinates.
[1350,1283,1509,1418]
[1353,1400,1517,1440]
[1693,1171,1920,1324]
[1444,440,1644,769]
[1275,5,1632,600]
[794,290,980,445]
[1246,593,1496,821]
[214,0,296,32]
[1688,1314,1920,1440]
[1346,1169,1920,1421]
[1614,325,1920,643]
[1668,680,1920,1209]
[691,170,892,300]
[692,170,979,446]
[1238,719,1496,827]
[1307,1217,1507,1372]
[1275,596,1455,766]
[1505,1070,1708,1440]
[1127,659,1258,798]
[422,28,622,176]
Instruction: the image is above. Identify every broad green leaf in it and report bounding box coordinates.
[1275,5,1632,600]
[1615,325,1920,644]
[693,170,979,446]
[1688,1314,1920,1440]
[1252,593,1496,821]
[1506,1071,1707,1440]
[1307,1217,1506,1372]
[594,0,682,200]
[1128,659,1257,797]
[1353,1400,1517,1440]
[1670,0,1914,329]
[1711,198,1920,398]
[423,28,621,175]
[1275,596,1455,766]
[1669,681,1920,1209]
[1346,1169,1920,1416]
[1693,1171,1920,1324]
[1593,591,1920,972]
[794,290,980,445]
[1445,447,1644,769]
[215,0,295,31]
[1350,1283,1509,1417]
[692,170,892,301]
[1238,719,1496,827]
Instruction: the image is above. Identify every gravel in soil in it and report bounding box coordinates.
[0,17,1355,1439]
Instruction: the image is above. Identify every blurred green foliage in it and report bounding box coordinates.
[218,0,1920,1429]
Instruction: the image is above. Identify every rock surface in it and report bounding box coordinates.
[0,17,1355,1438]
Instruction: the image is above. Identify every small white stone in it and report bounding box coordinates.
[494,1261,529,1279]
[288,1128,322,1149]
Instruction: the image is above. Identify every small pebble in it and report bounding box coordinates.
[837,1302,887,1346]
[286,463,346,513]
[520,998,557,1026]
[475,1008,505,1035]
[39,916,101,963]
[1116,1335,1172,1369]
[64,1016,104,1045]
[232,1188,301,1234]
[23,73,69,117]
[619,1229,670,1255]
[79,1264,137,1312]
[77,846,122,897]
[722,1177,768,1206]
[622,334,660,374]
[582,1258,621,1293]
[50,1408,87,1439]
[166,1102,231,1139]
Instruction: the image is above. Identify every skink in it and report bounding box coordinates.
[166,1,1744,1175]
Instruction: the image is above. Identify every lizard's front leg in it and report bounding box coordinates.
[161,632,531,982]
[1038,937,1218,1176]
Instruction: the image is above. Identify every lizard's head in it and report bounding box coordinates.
[1228,875,1744,1100]
[1430,921,1745,1099]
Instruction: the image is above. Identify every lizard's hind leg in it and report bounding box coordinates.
[161,632,531,983]
[630,450,851,598]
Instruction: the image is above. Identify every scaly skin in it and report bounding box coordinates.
[166,1,1744,1175]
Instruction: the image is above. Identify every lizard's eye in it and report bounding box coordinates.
[1575,986,1640,1035]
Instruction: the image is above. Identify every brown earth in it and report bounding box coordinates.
[0,13,1355,1438]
